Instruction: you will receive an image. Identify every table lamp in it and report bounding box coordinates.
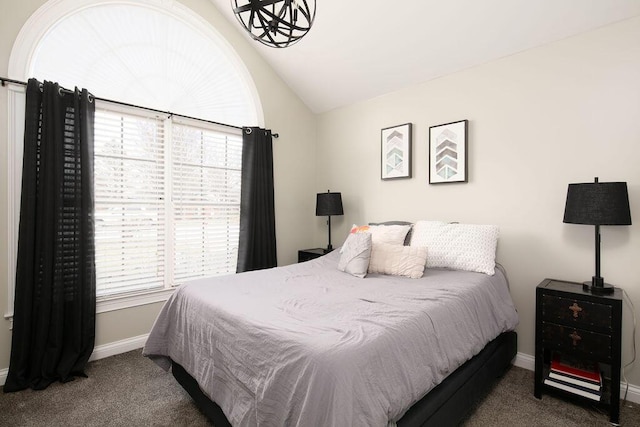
[316,190,343,252]
[563,177,631,295]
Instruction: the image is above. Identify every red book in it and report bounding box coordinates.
[550,358,600,384]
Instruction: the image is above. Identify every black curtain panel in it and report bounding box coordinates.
[4,79,96,392]
[236,127,277,272]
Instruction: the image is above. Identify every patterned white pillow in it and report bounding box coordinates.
[338,232,372,278]
[410,221,499,275]
[368,243,428,279]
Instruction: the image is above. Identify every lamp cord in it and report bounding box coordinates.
[621,287,637,404]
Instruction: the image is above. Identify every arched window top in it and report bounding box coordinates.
[11,0,262,127]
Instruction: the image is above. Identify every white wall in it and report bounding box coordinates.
[2,0,640,396]
[316,17,640,385]
[0,0,316,376]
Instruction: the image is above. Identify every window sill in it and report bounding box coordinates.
[97,288,175,314]
[4,288,174,329]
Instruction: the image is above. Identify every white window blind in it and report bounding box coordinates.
[94,104,241,298]
[172,121,242,282]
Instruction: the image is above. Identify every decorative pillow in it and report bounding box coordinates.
[368,243,428,279]
[410,220,499,275]
[351,223,411,246]
[350,224,371,234]
[338,232,372,278]
[368,221,413,245]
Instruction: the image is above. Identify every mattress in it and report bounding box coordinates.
[143,250,519,426]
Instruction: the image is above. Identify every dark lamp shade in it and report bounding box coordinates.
[563,182,631,226]
[316,192,343,216]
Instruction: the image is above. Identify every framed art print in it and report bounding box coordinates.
[429,120,468,184]
[381,123,412,180]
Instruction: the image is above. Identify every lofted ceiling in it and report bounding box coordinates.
[210,0,640,113]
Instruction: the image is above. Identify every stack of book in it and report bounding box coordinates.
[543,357,602,401]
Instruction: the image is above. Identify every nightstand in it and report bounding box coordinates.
[534,278,622,424]
[298,248,326,263]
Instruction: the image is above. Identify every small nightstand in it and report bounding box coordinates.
[534,278,622,424]
[298,248,326,263]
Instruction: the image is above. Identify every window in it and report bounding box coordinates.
[94,103,241,297]
[7,0,262,318]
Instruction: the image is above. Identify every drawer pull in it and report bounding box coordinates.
[569,330,582,346]
[568,302,583,318]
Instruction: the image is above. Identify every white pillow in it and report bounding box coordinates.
[338,232,372,278]
[351,224,411,246]
[410,221,499,275]
[368,243,428,279]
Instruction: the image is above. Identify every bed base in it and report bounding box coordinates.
[171,331,517,426]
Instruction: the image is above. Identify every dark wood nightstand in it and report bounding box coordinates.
[298,248,326,263]
[534,278,622,424]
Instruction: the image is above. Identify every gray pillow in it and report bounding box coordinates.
[338,232,372,278]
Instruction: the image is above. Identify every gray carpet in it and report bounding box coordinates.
[1,349,639,426]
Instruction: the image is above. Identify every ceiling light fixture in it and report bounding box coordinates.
[231,0,316,48]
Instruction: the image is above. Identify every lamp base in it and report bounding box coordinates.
[582,281,615,295]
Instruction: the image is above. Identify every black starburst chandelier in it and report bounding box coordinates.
[231,0,316,48]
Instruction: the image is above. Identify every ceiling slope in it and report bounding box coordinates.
[211,0,640,113]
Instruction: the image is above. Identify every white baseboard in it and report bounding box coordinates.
[0,334,148,387]
[512,351,640,404]
[88,333,149,362]
[514,351,535,371]
[621,383,640,405]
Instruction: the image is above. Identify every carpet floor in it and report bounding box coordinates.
[1,349,639,426]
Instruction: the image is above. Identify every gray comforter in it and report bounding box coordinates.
[143,250,519,426]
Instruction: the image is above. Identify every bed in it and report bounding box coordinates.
[143,240,519,426]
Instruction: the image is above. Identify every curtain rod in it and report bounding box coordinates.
[1,76,279,138]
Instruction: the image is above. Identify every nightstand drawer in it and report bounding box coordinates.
[542,322,612,362]
[541,294,612,332]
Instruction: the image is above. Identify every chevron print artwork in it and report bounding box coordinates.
[429,120,468,184]
[385,130,405,174]
[381,123,412,180]
[435,129,458,179]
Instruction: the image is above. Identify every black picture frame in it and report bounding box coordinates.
[381,123,412,180]
[429,120,468,184]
